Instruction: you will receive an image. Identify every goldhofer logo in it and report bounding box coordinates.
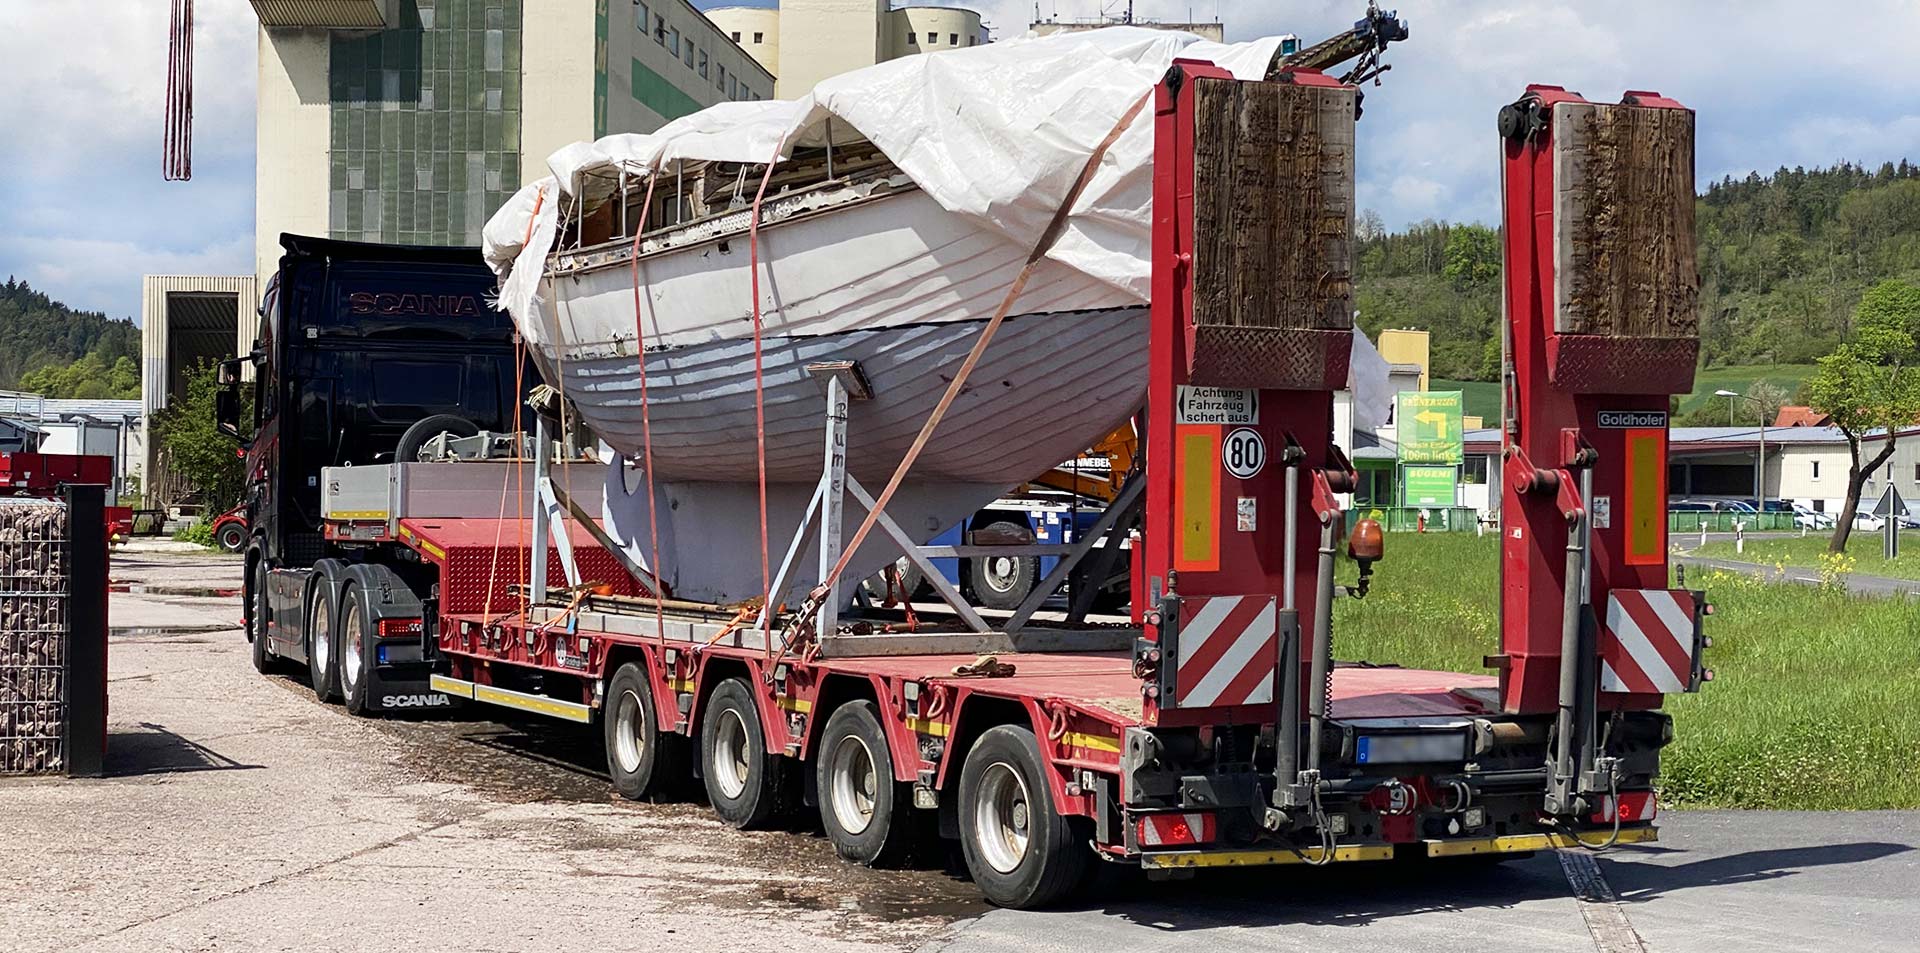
[348,292,483,317]
[1597,410,1668,429]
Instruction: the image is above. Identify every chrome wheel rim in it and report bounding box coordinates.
[828,733,879,835]
[311,594,331,678]
[973,761,1032,874]
[341,599,362,691]
[712,707,751,799]
[984,557,1018,593]
[613,688,647,775]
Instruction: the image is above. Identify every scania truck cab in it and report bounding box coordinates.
[218,234,525,713]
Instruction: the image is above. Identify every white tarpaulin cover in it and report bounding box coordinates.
[482,27,1291,334]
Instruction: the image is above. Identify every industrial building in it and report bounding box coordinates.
[251,0,771,283]
[708,2,987,98]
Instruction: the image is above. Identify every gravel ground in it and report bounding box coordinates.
[0,546,1913,953]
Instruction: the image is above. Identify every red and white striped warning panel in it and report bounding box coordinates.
[1173,595,1278,708]
[1600,589,1699,694]
[1136,812,1217,847]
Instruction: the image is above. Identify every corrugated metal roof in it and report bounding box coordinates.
[249,0,388,28]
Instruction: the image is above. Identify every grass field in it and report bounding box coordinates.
[1695,532,1920,581]
[1332,532,1920,809]
[1433,364,1820,425]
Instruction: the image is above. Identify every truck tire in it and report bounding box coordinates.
[395,414,480,463]
[858,559,925,608]
[338,582,375,717]
[217,522,247,553]
[249,560,281,675]
[958,724,1089,909]
[308,580,341,703]
[700,678,780,829]
[968,522,1037,610]
[604,661,684,801]
[816,700,912,867]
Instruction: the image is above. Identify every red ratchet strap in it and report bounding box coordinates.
[812,91,1153,603]
[629,172,667,650]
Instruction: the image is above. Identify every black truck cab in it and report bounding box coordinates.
[220,234,523,712]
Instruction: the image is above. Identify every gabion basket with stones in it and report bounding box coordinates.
[0,501,69,775]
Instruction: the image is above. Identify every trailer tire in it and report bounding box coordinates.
[968,522,1037,610]
[604,662,683,801]
[217,521,247,553]
[958,724,1088,909]
[339,582,375,717]
[816,701,912,867]
[308,579,341,703]
[700,678,779,829]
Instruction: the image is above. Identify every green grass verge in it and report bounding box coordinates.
[1332,532,1920,809]
[1431,378,1498,424]
[1694,532,1920,581]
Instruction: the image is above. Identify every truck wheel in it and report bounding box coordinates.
[858,559,925,608]
[249,560,280,675]
[308,583,341,703]
[968,522,1037,610]
[700,678,779,829]
[605,661,684,801]
[217,522,247,553]
[958,724,1089,909]
[339,583,374,717]
[817,700,911,866]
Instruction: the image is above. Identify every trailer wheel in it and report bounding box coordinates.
[958,724,1089,909]
[308,582,341,703]
[700,678,779,829]
[604,662,684,801]
[816,700,912,866]
[968,522,1037,610]
[339,583,374,717]
[217,522,247,553]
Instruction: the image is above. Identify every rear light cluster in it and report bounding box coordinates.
[377,618,424,639]
[1590,791,1656,824]
[1135,812,1216,847]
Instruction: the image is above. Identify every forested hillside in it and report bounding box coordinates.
[0,278,140,398]
[1355,160,1920,381]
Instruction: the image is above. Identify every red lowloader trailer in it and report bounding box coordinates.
[254,67,1708,908]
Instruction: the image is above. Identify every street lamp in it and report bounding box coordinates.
[1715,389,1767,511]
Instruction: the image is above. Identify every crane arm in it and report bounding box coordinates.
[1269,2,1409,86]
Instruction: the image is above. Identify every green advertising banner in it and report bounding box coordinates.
[1397,390,1465,464]
[1402,464,1460,507]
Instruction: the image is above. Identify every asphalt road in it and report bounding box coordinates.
[0,544,1912,953]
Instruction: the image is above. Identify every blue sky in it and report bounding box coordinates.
[4,0,1919,321]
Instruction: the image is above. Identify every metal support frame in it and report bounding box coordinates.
[1004,475,1145,633]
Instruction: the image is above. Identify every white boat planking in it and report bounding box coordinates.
[486,28,1318,605]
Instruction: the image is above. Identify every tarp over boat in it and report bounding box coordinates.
[482,26,1293,333]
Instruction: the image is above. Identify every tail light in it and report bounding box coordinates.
[1136,812,1216,847]
[1590,791,1656,824]
[377,618,423,639]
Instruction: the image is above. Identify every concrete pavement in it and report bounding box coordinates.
[0,546,1913,953]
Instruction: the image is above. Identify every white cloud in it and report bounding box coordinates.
[0,233,253,322]
[0,0,257,320]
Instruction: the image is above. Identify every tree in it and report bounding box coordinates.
[154,359,246,508]
[1440,224,1501,291]
[15,351,138,399]
[1806,279,1920,551]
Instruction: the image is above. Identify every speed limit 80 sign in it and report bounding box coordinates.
[1222,427,1267,478]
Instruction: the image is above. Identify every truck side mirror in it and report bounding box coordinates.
[216,357,246,387]
[215,387,243,440]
